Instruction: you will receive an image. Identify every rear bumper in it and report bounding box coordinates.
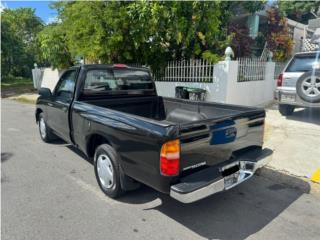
[170,148,272,203]
[274,89,320,108]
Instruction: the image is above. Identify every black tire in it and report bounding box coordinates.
[94,144,124,198]
[296,70,320,103]
[38,113,56,142]
[279,104,295,116]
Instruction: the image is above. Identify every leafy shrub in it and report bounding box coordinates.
[266,8,293,61]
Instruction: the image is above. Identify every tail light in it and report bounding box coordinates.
[277,73,283,87]
[160,139,180,176]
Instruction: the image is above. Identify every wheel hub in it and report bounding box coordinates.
[97,154,114,189]
[39,118,46,139]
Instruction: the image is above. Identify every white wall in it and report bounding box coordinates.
[225,61,276,106]
[40,68,61,91]
[155,61,276,107]
[288,18,306,54]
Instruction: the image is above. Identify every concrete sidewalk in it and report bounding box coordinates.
[264,105,320,184]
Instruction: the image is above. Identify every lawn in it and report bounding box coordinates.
[1,76,34,88]
[1,76,36,98]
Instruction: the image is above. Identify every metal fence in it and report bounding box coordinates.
[153,59,215,82]
[237,58,267,82]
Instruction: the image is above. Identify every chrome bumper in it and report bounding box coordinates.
[170,148,272,203]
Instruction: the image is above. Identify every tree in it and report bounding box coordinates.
[278,0,320,24]
[38,1,267,70]
[40,1,230,71]
[1,19,24,78]
[266,8,293,61]
[37,24,74,69]
[220,0,266,58]
[1,8,44,79]
[228,23,254,58]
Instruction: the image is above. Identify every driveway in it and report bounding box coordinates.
[1,99,320,240]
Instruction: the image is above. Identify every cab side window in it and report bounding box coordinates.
[55,70,77,99]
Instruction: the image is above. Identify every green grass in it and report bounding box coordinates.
[1,76,33,88]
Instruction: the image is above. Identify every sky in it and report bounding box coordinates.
[1,0,57,24]
[0,0,275,24]
[1,0,275,23]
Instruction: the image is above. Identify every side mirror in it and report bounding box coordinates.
[38,88,52,98]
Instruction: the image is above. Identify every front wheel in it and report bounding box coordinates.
[279,104,295,116]
[38,113,55,142]
[94,144,125,198]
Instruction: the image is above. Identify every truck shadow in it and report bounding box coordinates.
[120,168,311,240]
[287,108,320,125]
[63,143,312,239]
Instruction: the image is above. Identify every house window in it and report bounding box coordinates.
[247,15,259,39]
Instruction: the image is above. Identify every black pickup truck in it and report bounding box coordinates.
[36,64,272,203]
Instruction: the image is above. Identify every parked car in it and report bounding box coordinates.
[275,51,320,116]
[35,64,272,203]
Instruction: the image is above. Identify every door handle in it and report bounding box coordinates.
[48,103,53,107]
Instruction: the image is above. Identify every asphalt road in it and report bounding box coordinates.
[2,99,320,240]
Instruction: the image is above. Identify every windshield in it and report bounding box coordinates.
[286,55,320,72]
[83,68,153,92]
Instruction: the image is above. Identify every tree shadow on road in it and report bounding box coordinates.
[266,104,319,125]
[119,168,311,240]
[287,108,320,125]
[1,152,13,163]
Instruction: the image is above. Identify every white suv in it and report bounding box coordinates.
[274,51,320,116]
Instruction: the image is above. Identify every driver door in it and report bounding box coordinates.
[47,69,78,142]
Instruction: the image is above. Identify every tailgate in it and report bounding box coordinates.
[178,110,265,173]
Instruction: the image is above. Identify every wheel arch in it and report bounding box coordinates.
[86,133,113,159]
[35,108,43,122]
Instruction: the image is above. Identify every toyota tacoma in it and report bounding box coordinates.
[36,64,272,203]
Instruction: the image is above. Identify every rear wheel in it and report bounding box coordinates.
[38,113,55,142]
[94,144,125,198]
[279,104,295,116]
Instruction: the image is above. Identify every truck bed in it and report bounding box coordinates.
[81,96,265,179]
[83,96,263,125]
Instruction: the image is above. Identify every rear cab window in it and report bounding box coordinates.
[286,54,320,72]
[83,68,154,94]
